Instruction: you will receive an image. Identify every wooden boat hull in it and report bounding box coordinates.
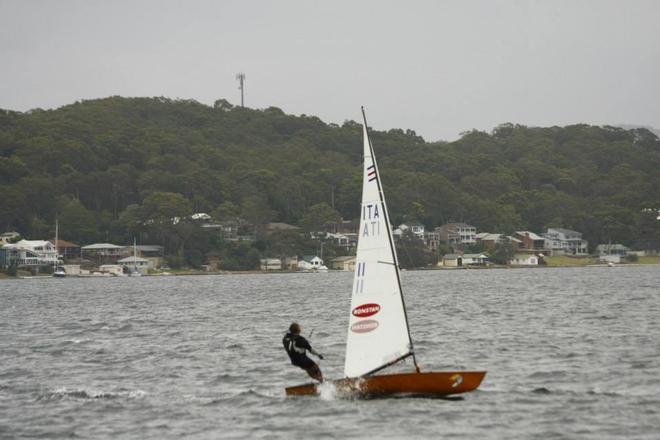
[285,371,486,397]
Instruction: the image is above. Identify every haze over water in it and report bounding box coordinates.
[1,266,659,439]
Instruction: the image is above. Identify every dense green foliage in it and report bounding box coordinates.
[1,96,659,267]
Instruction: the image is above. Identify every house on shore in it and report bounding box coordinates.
[330,256,356,271]
[393,224,426,240]
[440,253,488,267]
[260,258,283,271]
[462,253,489,266]
[509,254,541,265]
[0,231,20,246]
[118,256,150,274]
[52,239,81,261]
[513,231,547,252]
[542,228,588,255]
[81,243,125,265]
[424,229,441,252]
[325,232,356,250]
[282,256,299,271]
[475,233,522,251]
[134,245,164,269]
[0,240,58,268]
[596,243,630,264]
[436,223,477,246]
[298,255,327,271]
[441,254,463,267]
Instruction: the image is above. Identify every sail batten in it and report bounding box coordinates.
[343,109,416,378]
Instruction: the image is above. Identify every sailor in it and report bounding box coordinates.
[283,322,324,382]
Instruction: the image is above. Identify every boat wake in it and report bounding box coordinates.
[37,387,147,401]
[317,381,339,400]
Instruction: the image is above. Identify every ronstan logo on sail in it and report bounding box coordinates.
[352,303,381,318]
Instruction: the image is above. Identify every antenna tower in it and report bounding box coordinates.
[236,72,246,107]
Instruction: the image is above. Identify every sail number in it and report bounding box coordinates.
[362,203,381,237]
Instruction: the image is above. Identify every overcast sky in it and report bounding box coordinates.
[1,0,659,141]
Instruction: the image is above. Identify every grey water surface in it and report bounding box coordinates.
[1,266,659,439]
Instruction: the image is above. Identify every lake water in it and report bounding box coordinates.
[1,265,659,439]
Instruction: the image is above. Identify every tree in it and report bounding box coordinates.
[57,197,99,244]
[300,202,341,232]
[490,240,516,265]
[395,230,436,269]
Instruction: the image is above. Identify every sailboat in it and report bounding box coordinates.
[285,109,486,397]
[129,237,142,276]
[53,219,66,278]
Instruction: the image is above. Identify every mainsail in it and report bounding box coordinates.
[344,109,416,378]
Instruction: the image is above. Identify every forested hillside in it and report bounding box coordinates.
[1,97,659,265]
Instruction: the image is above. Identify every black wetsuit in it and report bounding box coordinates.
[283,332,316,369]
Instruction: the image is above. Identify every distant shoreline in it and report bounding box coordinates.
[2,261,658,280]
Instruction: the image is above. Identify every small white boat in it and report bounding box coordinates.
[52,219,66,278]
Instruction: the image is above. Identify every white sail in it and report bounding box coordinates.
[343,114,413,378]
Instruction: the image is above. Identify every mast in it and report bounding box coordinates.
[360,107,420,373]
[55,218,59,270]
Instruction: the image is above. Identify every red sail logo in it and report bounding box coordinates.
[352,303,381,318]
[350,319,379,333]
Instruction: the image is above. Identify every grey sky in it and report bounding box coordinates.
[1,0,659,141]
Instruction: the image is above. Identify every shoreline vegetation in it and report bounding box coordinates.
[1,97,659,273]
[2,256,659,279]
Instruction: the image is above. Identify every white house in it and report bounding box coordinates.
[325,233,353,249]
[1,240,58,267]
[118,256,150,274]
[509,254,540,265]
[0,231,20,246]
[298,256,327,271]
[393,224,425,239]
[462,253,489,266]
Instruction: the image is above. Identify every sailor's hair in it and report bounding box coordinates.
[289,322,301,334]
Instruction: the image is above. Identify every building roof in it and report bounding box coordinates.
[52,239,79,248]
[515,231,545,241]
[118,256,149,263]
[476,233,502,241]
[463,253,488,259]
[81,243,124,250]
[135,245,164,252]
[302,255,322,262]
[547,227,581,236]
[442,254,462,259]
[3,240,53,249]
